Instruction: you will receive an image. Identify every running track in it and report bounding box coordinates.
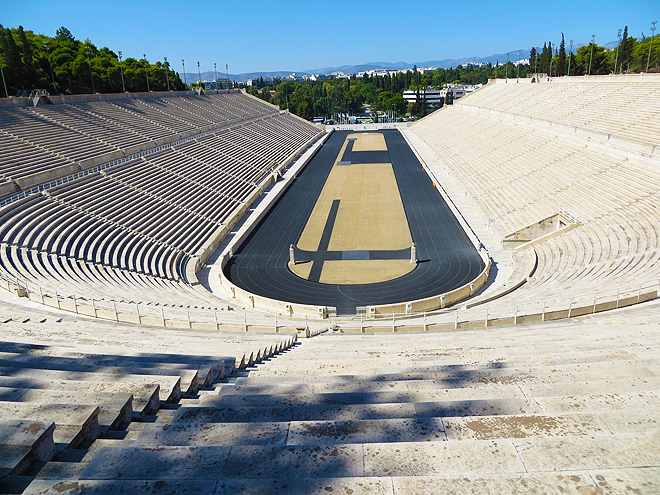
[224,130,484,315]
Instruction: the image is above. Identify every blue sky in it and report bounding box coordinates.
[3,0,657,74]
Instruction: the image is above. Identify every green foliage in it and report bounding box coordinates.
[0,24,185,96]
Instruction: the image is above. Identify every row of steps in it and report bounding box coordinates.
[21,303,659,494]
[0,302,297,494]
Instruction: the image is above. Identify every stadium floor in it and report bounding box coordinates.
[224,130,485,315]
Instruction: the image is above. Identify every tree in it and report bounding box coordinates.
[55,26,74,42]
[539,42,552,74]
[556,34,567,76]
[529,47,538,73]
[619,26,635,73]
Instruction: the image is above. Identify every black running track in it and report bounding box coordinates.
[224,130,484,315]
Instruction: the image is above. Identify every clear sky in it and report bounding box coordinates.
[3,0,657,74]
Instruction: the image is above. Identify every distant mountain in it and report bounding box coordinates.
[305,62,412,74]
[181,70,311,84]
[181,42,620,84]
[303,51,533,75]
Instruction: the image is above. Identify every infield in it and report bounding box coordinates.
[291,133,414,284]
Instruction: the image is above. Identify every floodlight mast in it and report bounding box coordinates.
[182,59,187,87]
[43,42,58,94]
[0,60,8,98]
[118,51,126,92]
[647,21,657,73]
[85,48,96,94]
[615,29,622,74]
[588,35,596,75]
[164,57,170,91]
[144,54,150,92]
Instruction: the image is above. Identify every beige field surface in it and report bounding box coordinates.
[291,132,415,284]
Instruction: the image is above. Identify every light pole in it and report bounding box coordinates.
[226,64,229,93]
[0,59,8,98]
[182,59,187,87]
[118,50,126,92]
[197,61,202,88]
[588,35,596,75]
[85,48,96,94]
[615,29,622,74]
[506,52,509,79]
[568,39,573,76]
[517,49,521,79]
[534,47,539,75]
[43,42,58,94]
[143,54,150,92]
[549,43,554,78]
[164,57,170,91]
[647,21,657,73]
[214,62,218,93]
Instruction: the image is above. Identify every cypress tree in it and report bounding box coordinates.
[557,34,567,76]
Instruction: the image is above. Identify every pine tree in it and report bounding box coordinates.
[619,26,633,72]
[529,47,538,73]
[17,26,36,88]
[557,34,567,76]
[2,28,24,90]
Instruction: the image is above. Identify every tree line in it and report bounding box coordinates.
[1,23,658,120]
[0,25,185,96]
[250,27,659,120]
[529,28,658,76]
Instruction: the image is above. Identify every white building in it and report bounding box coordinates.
[403,89,445,105]
[403,84,483,104]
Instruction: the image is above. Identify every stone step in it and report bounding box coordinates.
[74,440,518,480]
[277,334,658,363]
[201,388,531,408]
[139,405,652,447]
[223,374,660,400]
[520,375,660,398]
[173,397,539,424]
[219,381,524,398]
[0,420,55,479]
[71,431,660,480]
[25,469,660,495]
[237,358,660,385]
[535,390,660,414]
[0,377,159,416]
[0,403,99,450]
[0,388,133,431]
[32,461,88,482]
[0,369,181,403]
[0,357,201,396]
[23,479,218,494]
[0,474,34,494]
[0,345,229,384]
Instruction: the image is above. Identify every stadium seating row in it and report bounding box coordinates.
[411,75,660,311]
[459,78,660,145]
[0,95,322,307]
[0,300,297,490]
[0,92,287,187]
[14,299,659,493]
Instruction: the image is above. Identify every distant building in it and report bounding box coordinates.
[403,89,445,105]
[403,84,483,104]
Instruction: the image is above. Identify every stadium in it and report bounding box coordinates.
[0,71,659,494]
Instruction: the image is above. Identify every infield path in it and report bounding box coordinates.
[224,130,485,315]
